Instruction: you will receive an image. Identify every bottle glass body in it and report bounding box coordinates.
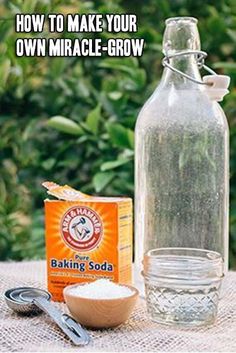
[135,18,229,276]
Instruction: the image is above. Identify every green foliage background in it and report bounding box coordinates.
[0,0,236,267]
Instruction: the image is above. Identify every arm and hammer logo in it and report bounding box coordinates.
[61,206,103,252]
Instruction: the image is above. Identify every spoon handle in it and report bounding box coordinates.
[33,296,90,346]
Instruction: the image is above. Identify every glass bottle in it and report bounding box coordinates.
[135,17,229,276]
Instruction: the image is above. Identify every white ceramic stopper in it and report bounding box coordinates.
[203,75,230,102]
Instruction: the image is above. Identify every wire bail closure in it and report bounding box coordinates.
[162,50,216,85]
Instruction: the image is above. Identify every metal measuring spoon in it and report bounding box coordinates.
[4,287,90,346]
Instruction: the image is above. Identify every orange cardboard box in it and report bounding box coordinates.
[44,183,133,301]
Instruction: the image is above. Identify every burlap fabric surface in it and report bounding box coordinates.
[0,261,236,352]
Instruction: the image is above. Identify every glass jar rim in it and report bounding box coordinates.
[143,248,223,279]
[165,17,198,25]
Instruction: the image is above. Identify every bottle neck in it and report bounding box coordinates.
[161,54,202,89]
[161,17,202,89]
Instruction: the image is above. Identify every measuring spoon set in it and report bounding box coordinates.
[4,287,90,346]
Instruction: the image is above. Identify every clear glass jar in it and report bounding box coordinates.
[142,248,224,326]
[135,17,229,275]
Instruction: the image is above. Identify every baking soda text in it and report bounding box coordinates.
[51,258,113,272]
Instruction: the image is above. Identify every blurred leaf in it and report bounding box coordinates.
[99,58,139,72]
[49,58,67,78]
[100,158,131,171]
[8,2,21,14]
[127,129,135,149]
[0,58,11,88]
[42,158,56,170]
[227,29,236,43]
[86,104,101,135]
[92,171,115,192]
[22,0,38,13]
[106,123,134,149]
[47,116,83,135]
[213,62,236,70]
[108,91,123,100]
[130,69,146,89]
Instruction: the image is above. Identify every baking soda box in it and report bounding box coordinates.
[43,182,133,301]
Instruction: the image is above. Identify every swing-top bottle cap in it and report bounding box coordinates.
[203,75,230,102]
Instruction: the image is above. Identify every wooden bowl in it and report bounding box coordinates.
[63,283,139,329]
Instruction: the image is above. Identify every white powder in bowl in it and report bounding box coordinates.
[69,279,135,299]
